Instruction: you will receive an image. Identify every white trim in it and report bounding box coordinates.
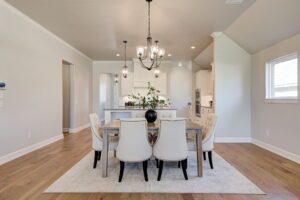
[264,98,298,104]
[215,137,251,143]
[69,123,90,133]
[0,0,92,62]
[252,139,300,164]
[0,134,63,165]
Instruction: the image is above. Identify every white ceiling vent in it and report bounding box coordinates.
[225,0,244,4]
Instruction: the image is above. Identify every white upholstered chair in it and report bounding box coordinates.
[157,111,176,120]
[188,113,217,169]
[116,118,152,182]
[89,113,118,169]
[153,118,188,181]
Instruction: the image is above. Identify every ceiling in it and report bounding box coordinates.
[225,0,300,54]
[5,0,255,60]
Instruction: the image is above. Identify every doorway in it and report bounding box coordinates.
[98,73,119,123]
[62,60,75,133]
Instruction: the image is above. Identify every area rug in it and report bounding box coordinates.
[45,151,265,194]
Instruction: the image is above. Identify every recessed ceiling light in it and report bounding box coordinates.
[168,53,172,57]
[178,62,182,67]
[190,46,196,49]
[225,0,244,4]
[116,53,120,57]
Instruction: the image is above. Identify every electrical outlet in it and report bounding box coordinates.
[27,131,32,139]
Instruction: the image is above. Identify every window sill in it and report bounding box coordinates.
[264,99,298,104]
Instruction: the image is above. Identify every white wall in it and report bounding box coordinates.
[92,60,193,118]
[213,33,251,140]
[0,1,92,158]
[168,61,193,117]
[99,73,115,119]
[252,34,300,157]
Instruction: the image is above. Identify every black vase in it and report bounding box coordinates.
[145,109,157,123]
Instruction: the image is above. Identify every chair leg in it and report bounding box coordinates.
[178,161,181,168]
[208,151,214,169]
[181,159,188,180]
[157,160,164,181]
[203,152,206,160]
[118,161,125,182]
[155,158,159,168]
[114,150,116,158]
[93,151,98,168]
[143,160,148,182]
[97,151,101,161]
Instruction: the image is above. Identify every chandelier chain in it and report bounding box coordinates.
[124,41,127,65]
[148,0,151,37]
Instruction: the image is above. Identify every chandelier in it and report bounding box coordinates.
[122,40,128,78]
[136,0,165,72]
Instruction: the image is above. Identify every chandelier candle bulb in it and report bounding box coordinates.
[137,47,144,57]
[154,69,160,78]
[158,49,165,57]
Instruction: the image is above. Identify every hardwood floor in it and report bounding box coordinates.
[0,129,299,200]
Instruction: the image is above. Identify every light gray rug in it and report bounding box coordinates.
[45,151,264,194]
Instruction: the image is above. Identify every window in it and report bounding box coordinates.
[266,53,298,101]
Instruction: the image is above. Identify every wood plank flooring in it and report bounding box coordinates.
[0,129,299,200]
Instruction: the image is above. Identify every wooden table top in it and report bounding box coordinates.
[102,119,202,131]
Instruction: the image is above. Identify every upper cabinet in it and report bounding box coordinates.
[121,72,133,96]
[195,70,213,96]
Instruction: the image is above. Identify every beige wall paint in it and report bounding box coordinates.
[251,34,300,156]
[0,1,92,157]
[214,33,252,140]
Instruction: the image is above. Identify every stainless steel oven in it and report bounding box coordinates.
[195,89,201,117]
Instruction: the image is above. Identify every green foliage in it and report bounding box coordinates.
[128,82,170,109]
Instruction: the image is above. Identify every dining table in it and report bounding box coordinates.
[101,119,203,178]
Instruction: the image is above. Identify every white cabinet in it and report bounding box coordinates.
[195,70,213,95]
[121,72,133,96]
[154,73,167,96]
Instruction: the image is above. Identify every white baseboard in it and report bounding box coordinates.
[215,137,252,143]
[69,123,90,133]
[0,134,64,165]
[252,139,300,164]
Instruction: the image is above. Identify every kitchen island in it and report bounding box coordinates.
[104,108,177,123]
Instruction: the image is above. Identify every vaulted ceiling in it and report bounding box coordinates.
[225,0,300,54]
[5,0,255,60]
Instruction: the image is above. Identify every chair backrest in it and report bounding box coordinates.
[89,113,102,150]
[153,118,188,161]
[116,118,152,162]
[202,113,217,151]
[157,111,176,119]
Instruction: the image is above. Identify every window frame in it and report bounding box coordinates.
[265,52,299,103]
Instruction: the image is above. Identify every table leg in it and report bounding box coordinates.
[196,130,203,177]
[102,128,108,177]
